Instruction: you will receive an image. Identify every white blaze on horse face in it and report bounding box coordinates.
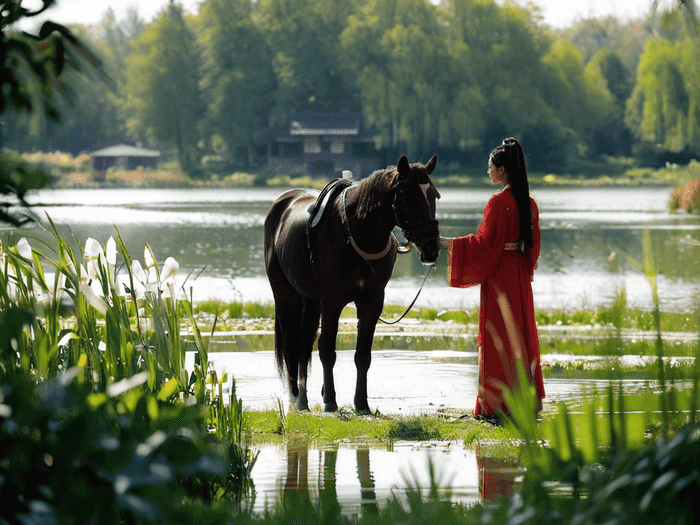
[419,182,430,203]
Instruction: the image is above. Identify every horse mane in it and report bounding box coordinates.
[354,166,398,220]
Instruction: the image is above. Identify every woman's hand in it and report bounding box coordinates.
[438,237,451,250]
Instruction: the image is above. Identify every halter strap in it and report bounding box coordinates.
[341,188,396,260]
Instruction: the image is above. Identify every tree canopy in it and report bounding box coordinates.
[3,0,699,175]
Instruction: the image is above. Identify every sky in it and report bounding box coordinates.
[16,0,678,32]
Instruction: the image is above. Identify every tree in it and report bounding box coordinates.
[584,48,634,155]
[124,1,204,174]
[258,0,361,116]
[626,38,690,152]
[196,0,276,167]
[341,0,488,161]
[0,0,101,224]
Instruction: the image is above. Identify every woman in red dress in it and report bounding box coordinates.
[439,137,545,419]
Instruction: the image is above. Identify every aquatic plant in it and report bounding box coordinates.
[0,217,257,509]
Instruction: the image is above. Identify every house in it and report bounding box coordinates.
[91,144,161,173]
[255,111,380,178]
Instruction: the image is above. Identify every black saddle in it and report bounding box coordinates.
[306,177,353,263]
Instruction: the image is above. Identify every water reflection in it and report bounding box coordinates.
[356,448,379,514]
[272,438,382,516]
[251,437,526,515]
[476,443,522,500]
[251,438,481,516]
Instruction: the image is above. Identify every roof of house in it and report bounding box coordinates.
[255,111,378,145]
[91,144,161,157]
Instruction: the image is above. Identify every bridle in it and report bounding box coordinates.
[391,180,439,253]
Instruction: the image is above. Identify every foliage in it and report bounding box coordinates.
[4,0,700,174]
[0,220,258,507]
[0,362,236,524]
[125,1,203,175]
[197,0,276,168]
[0,0,102,224]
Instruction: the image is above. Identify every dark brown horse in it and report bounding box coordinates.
[264,155,440,412]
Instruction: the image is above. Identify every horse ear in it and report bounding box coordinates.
[425,154,438,175]
[397,155,410,177]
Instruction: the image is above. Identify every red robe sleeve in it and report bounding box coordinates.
[446,194,508,288]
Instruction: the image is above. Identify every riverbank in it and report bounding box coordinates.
[27,149,700,193]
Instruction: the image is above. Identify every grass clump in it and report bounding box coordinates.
[246,407,508,445]
[195,300,275,320]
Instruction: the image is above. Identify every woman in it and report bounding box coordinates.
[439,137,545,419]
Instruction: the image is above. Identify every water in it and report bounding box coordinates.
[5,185,699,311]
[247,438,494,515]
[6,185,697,514]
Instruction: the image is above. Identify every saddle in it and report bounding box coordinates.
[306,177,354,263]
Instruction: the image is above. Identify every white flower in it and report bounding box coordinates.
[106,237,117,284]
[17,238,32,259]
[144,245,157,282]
[161,257,179,282]
[55,272,66,305]
[131,260,147,284]
[79,280,108,315]
[84,237,106,281]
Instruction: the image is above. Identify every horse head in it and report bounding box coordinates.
[392,155,441,265]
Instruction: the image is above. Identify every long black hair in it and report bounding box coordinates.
[490,137,533,249]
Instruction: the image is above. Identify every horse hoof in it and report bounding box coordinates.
[355,405,371,415]
[324,402,338,412]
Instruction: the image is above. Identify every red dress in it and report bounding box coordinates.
[446,188,545,417]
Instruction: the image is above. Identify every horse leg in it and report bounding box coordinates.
[297,297,321,411]
[319,301,344,412]
[272,284,308,410]
[354,293,384,414]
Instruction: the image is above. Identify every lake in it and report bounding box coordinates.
[7,184,700,312]
[6,184,698,515]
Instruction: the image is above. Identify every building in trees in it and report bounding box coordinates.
[91,144,161,177]
[255,111,379,178]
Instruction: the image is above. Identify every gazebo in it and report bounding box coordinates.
[91,144,161,172]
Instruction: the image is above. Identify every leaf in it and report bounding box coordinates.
[106,371,149,398]
[157,377,180,401]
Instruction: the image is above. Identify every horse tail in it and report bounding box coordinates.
[274,314,286,379]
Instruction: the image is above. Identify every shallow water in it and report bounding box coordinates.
[246,438,516,516]
[7,185,700,311]
[188,349,673,414]
[203,345,675,516]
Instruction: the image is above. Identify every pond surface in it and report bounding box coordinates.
[246,438,516,516]
[187,349,669,414]
[196,346,678,516]
[5,184,696,515]
[5,185,700,311]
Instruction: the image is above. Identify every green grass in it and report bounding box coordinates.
[246,407,509,445]
[194,298,699,335]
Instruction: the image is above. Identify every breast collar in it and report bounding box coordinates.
[340,187,396,261]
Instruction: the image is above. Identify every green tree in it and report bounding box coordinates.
[583,49,634,155]
[258,0,360,116]
[124,1,203,174]
[1,0,101,223]
[196,0,276,167]
[625,38,691,152]
[443,0,570,169]
[342,0,487,161]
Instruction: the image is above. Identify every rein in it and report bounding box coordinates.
[378,264,435,325]
[339,177,437,325]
